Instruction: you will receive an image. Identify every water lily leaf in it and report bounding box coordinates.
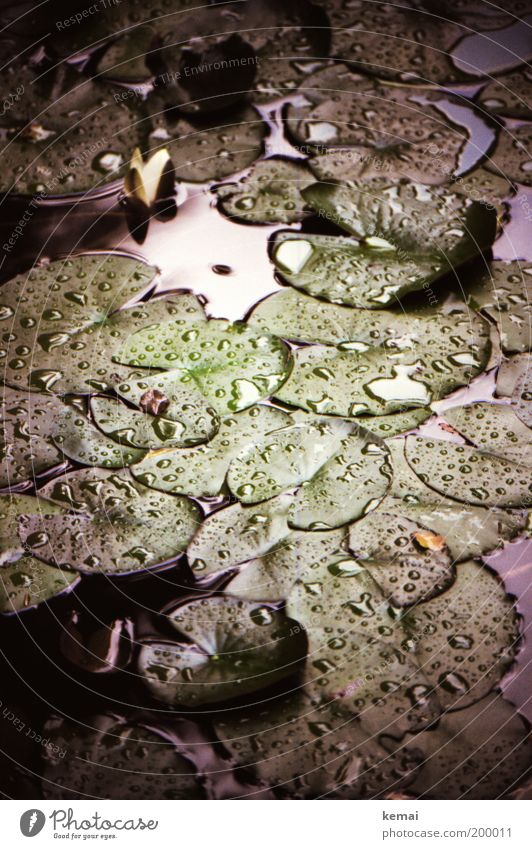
[42,715,203,800]
[131,405,290,497]
[478,69,532,119]
[444,402,532,465]
[302,181,496,280]
[95,24,157,84]
[150,106,266,183]
[91,396,196,451]
[0,556,79,614]
[187,495,292,578]
[348,513,454,607]
[287,65,469,178]
[404,560,519,709]
[31,292,206,396]
[215,690,422,798]
[0,389,66,487]
[0,69,143,196]
[450,168,513,213]
[324,6,469,84]
[404,434,532,507]
[486,124,532,186]
[114,319,291,414]
[55,408,146,468]
[360,409,431,437]
[226,527,348,602]
[273,305,490,418]
[0,255,158,393]
[379,439,527,562]
[0,495,64,566]
[139,597,305,706]
[466,261,532,354]
[270,232,440,309]
[215,157,314,225]
[22,468,201,574]
[398,693,532,800]
[496,353,532,427]
[227,417,391,529]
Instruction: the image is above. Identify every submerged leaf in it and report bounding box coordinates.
[139,597,304,706]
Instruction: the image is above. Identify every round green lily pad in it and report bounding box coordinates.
[1,389,66,487]
[0,557,79,614]
[215,157,314,224]
[497,353,532,427]
[466,261,532,354]
[443,402,532,465]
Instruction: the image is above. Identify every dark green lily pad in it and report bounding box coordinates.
[348,513,454,607]
[139,597,304,706]
[404,559,519,709]
[398,693,532,800]
[486,124,532,187]
[360,409,431,437]
[150,106,266,183]
[215,157,314,225]
[42,715,203,800]
[114,319,291,414]
[0,254,158,393]
[324,6,469,84]
[497,354,532,427]
[90,396,200,451]
[466,261,532,353]
[22,468,201,575]
[379,439,527,562]
[0,557,79,614]
[444,402,532,465]
[227,417,391,529]
[405,434,532,507]
[215,690,422,799]
[55,408,146,468]
[131,405,290,497]
[478,70,532,120]
[0,495,65,567]
[187,495,292,578]
[0,68,143,196]
[274,329,489,418]
[1,389,66,487]
[226,527,348,602]
[450,167,513,213]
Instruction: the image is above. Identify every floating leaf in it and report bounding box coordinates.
[0,389,65,487]
[324,6,469,84]
[0,69,142,195]
[42,715,203,800]
[22,469,201,575]
[497,353,532,427]
[54,408,146,468]
[187,495,292,578]
[215,157,314,224]
[405,434,532,507]
[114,319,291,414]
[348,513,454,607]
[359,409,431,437]
[404,560,519,709]
[487,124,532,186]
[478,69,532,119]
[378,439,527,562]
[227,417,391,529]
[150,106,266,183]
[0,495,64,567]
[444,402,532,465]
[398,693,532,800]
[131,405,290,497]
[466,261,532,353]
[215,690,421,799]
[91,396,192,451]
[0,557,79,614]
[226,527,347,602]
[287,64,469,180]
[0,255,158,393]
[139,597,305,706]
